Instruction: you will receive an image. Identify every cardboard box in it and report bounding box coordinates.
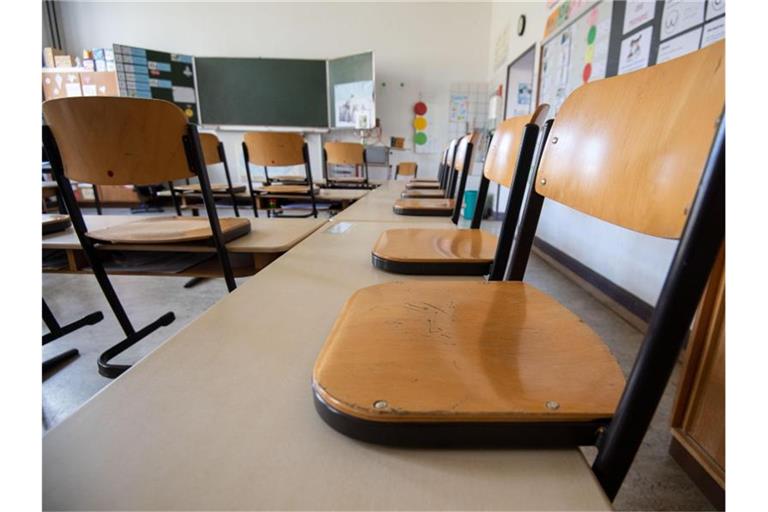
[54,55,74,68]
[43,47,65,68]
[78,71,119,96]
[42,71,83,100]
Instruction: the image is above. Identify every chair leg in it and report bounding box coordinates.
[43,349,80,373]
[98,311,175,378]
[183,277,207,288]
[43,310,104,345]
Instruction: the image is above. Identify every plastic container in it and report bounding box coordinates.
[463,190,479,220]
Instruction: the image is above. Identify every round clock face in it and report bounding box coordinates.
[518,15,526,36]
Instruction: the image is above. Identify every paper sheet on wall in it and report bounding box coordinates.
[660,0,705,41]
[656,27,702,64]
[623,0,656,34]
[701,16,725,46]
[334,81,374,128]
[706,0,725,21]
[618,25,653,74]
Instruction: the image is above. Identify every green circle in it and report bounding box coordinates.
[414,132,428,145]
[587,26,597,44]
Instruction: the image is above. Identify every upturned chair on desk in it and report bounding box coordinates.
[404,149,447,190]
[393,162,418,180]
[323,141,369,188]
[313,41,724,501]
[400,141,456,198]
[43,97,250,378]
[169,132,244,217]
[372,106,549,276]
[242,132,319,218]
[392,135,471,216]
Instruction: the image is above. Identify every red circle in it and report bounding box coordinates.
[413,102,428,115]
[582,63,592,83]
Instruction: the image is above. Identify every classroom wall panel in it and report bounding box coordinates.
[56,1,491,182]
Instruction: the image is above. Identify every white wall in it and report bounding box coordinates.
[486,1,676,306]
[57,1,491,183]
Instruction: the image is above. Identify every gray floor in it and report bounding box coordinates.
[42,211,715,511]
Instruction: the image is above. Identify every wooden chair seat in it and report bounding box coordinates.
[313,281,625,445]
[328,176,367,183]
[405,181,441,189]
[86,216,251,244]
[401,189,445,198]
[259,184,319,194]
[42,214,71,235]
[175,183,246,194]
[372,228,497,275]
[269,174,307,183]
[393,198,455,216]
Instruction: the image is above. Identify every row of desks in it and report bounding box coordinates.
[42,180,611,510]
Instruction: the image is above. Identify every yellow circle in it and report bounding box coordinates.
[413,116,428,130]
[584,45,594,63]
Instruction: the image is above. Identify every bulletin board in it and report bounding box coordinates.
[113,44,198,123]
[537,0,725,117]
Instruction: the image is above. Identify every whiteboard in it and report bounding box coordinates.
[538,0,613,116]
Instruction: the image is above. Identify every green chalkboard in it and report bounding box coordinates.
[196,57,328,127]
[328,52,375,128]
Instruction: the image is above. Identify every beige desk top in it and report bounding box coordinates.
[332,180,455,223]
[42,218,610,511]
[41,214,326,254]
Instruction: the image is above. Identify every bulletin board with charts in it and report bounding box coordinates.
[537,0,725,117]
[113,44,199,123]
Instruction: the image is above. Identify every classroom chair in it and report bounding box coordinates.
[42,299,103,373]
[313,41,724,501]
[242,132,319,218]
[403,149,447,189]
[169,132,244,217]
[392,135,470,216]
[400,142,455,196]
[372,106,549,276]
[393,162,418,180]
[43,97,250,377]
[323,141,369,188]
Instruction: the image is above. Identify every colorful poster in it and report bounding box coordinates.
[334,80,374,128]
[618,25,653,74]
[449,94,469,122]
[702,16,725,47]
[660,0,705,41]
[623,0,656,34]
[657,27,702,64]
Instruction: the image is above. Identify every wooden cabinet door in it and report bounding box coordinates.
[669,244,725,509]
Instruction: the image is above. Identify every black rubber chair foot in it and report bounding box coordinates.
[98,312,176,379]
[43,349,80,374]
[43,311,105,345]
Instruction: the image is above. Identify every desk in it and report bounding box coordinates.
[42,214,326,278]
[42,213,611,510]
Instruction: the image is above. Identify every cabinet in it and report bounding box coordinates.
[669,244,725,509]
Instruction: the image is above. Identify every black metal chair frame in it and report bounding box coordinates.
[43,122,239,378]
[42,299,104,373]
[168,140,241,218]
[242,142,318,219]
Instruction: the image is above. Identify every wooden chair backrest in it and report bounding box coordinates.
[325,142,365,165]
[484,105,550,187]
[243,132,305,166]
[42,97,194,185]
[536,41,724,239]
[199,132,223,165]
[453,134,475,173]
[397,162,417,176]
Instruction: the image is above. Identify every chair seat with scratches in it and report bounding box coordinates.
[392,135,471,216]
[373,107,549,276]
[242,131,319,218]
[313,42,725,501]
[43,97,247,378]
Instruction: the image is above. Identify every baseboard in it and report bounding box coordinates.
[532,237,654,332]
[669,435,725,510]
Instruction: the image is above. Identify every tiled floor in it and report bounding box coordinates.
[42,209,715,511]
